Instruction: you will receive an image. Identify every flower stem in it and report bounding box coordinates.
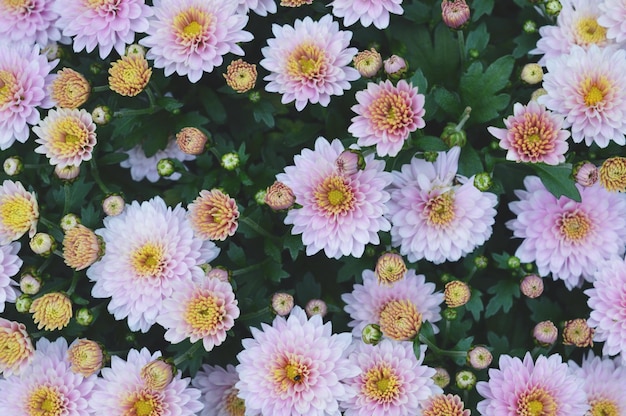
[231,258,271,277]
[173,341,203,367]
[457,30,466,66]
[238,306,271,322]
[92,85,110,93]
[90,159,110,194]
[240,216,279,242]
[63,183,71,215]
[113,107,155,118]
[418,333,467,358]
[66,272,80,296]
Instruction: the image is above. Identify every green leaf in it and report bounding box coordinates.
[262,260,289,283]
[226,243,246,267]
[485,279,520,318]
[409,68,428,94]
[263,240,282,263]
[451,336,474,366]
[283,234,302,261]
[156,96,183,113]
[487,331,510,356]
[465,23,490,55]
[472,0,495,21]
[527,296,565,323]
[253,101,276,128]
[414,136,448,152]
[173,111,210,131]
[337,256,370,283]
[295,273,321,302]
[465,288,484,321]
[531,163,581,202]
[97,152,128,165]
[433,87,463,117]
[458,144,484,177]
[200,88,227,124]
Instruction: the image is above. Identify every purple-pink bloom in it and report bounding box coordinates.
[276,137,391,259]
[260,14,360,111]
[349,79,425,157]
[329,0,403,29]
[507,176,626,290]
[0,242,22,313]
[599,0,626,43]
[0,0,62,47]
[192,364,251,416]
[120,137,196,182]
[569,352,626,414]
[236,0,277,16]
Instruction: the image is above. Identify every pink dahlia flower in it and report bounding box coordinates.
[599,0,626,43]
[276,137,391,259]
[540,45,626,148]
[0,242,22,313]
[329,0,403,29]
[487,100,569,165]
[569,352,626,414]
[477,352,589,415]
[0,318,34,377]
[236,0,277,16]
[349,79,425,157]
[387,147,498,264]
[531,0,613,66]
[87,196,220,332]
[157,276,239,352]
[340,340,441,415]
[91,348,203,415]
[507,176,626,289]
[192,364,250,416]
[0,43,56,150]
[139,0,253,83]
[342,269,443,339]
[120,137,196,182]
[236,306,360,416]
[260,14,360,111]
[586,256,626,362]
[0,0,62,47]
[54,0,152,59]
[0,337,96,415]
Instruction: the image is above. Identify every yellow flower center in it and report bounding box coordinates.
[369,90,413,135]
[3,0,32,13]
[0,194,36,238]
[314,175,355,216]
[363,364,400,404]
[423,394,467,416]
[224,389,246,416]
[184,293,224,335]
[287,42,326,81]
[272,354,309,392]
[558,210,591,243]
[0,328,26,368]
[87,0,116,10]
[379,299,422,341]
[425,191,456,227]
[131,243,165,278]
[575,17,607,45]
[600,156,626,192]
[27,386,65,416]
[173,7,212,46]
[581,76,610,109]
[517,386,557,416]
[184,21,202,36]
[589,398,619,416]
[124,389,163,416]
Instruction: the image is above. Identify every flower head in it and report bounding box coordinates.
[236,0,277,16]
[329,0,403,29]
[487,100,569,165]
[54,0,153,59]
[193,364,247,416]
[520,274,544,298]
[33,108,97,168]
[87,196,220,332]
[375,252,407,285]
[265,181,295,211]
[507,176,626,289]
[353,48,383,78]
[260,15,360,111]
[108,55,152,97]
[599,156,626,192]
[533,320,558,346]
[0,0,61,47]
[157,276,239,352]
[63,224,103,271]
[188,189,239,241]
[277,137,391,259]
[281,0,312,6]
[349,79,425,157]
[236,306,359,416]
[421,393,471,416]
[30,292,72,331]
[441,0,470,29]
[139,0,253,83]
[444,281,471,308]
[67,338,104,377]
[176,127,208,155]
[0,318,33,377]
[0,242,22,313]
[271,292,294,316]
[140,359,175,391]
[476,352,589,415]
[574,161,598,187]
[49,68,91,109]
[599,0,626,43]
[224,59,257,93]
[0,180,39,245]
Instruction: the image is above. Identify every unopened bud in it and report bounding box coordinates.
[206,267,230,282]
[562,318,594,348]
[507,256,521,269]
[224,59,257,93]
[20,274,41,295]
[383,55,408,79]
[474,172,493,191]
[336,149,365,177]
[530,88,548,102]
[573,161,598,187]
[102,194,125,216]
[545,0,562,16]
[353,48,383,78]
[423,151,438,163]
[523,20,538,34]
[254,189,267,205]
[75,308,94,326]
[29,233,55,256]
[432,367,451,389]
[442,307,458,321]
[533,320,558,347]
[156,158,176,177]
[125,43,146,58]
[305,299,327,318]
[265,181,295,211]
[455,370,476,390]
[141,359,175,391]
[444,281,471,308]
[520,63,543,85]
[441,0,470,30]
[467,345,493,370]
[91,106,112,125]
[474,255,488,269]
[362,323,383,345]
[221,152,240,170]
[271,292,294,316]
[3,156,23,176]
[520,274,544,298]
[67,339,104,377]
[375,252,407,285]
[60,213,81,231]
[599,156,626,192]
[15,294,33,313]
[176,127,208,155]
[54,164,80,181]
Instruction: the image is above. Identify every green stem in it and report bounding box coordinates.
[66,272,80,296]
[209,147,221,160]
[90,159,110,194]
[63,183,71,215]
[457,30,466,67]
[173,341,203,367]
[145,86,157,108]
[418,333,467,358]
[240,216,279,241]
[37,255,53,275]
[455,107,472,131]
[231,258,271,277]
[238,306,271,322]
[39,216,57,231]
[113,107,156,118]
[92,85,110,93]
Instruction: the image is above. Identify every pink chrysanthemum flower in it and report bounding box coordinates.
[260,14,360,111]
[192,364,249,416]
[599,0,626,43]
[33,108,97,168]
[349,79,425,157]
[0,43,56,150]
[329,0,403,29]
[569,352,626,415]
[236,306,360,416]
[0,337,95,415]
[531,0,612,66]
[0,180,39,245]
[87,196,220,332]
[507,176,626,289]
[188,189,239,241]
[476,352,589,415]
[236,0,277,16]
[0,318,33,377]
[340,340,441,415]
[139,0,253,83]
[342,269,444,339]
[0,242,21,313]
[90,348,203,415]
[586,256,626,362]
[120,137,196,183]
[387,147,498,264]
[0,0,62,47]
[54,0,152,59]
[540,45,626,148]
[157,276,239,352]
[276,137,391,259]
[487,100,570,165]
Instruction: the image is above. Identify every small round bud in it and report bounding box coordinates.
[42,42,62,61]
[271,292,294,316]
[520,274,544,298]
[375,252,407,285]
[362,323,383,345]
[265,181,295,211]
[335,149,365,176]
[15,294,33,313]
[442,307,458,321]
[75,308,94,326]
[441,123,467,148]
[507,255,521,269]
[254,189,267,205]
[248,90,261,103]
[365,246,376,257]
[353,48,383,78]
[141,359,175,391]
[423,151,438,162]
[473,172,493,191]
[469,48,480,59]
[20,274,41,295]
[523,20,538,34]
[221,152,240,170]
[599,156,626,192]
[562,318,594,348]
[383,55,408,79]
[305,299,327,318]
[3,156,23,176]
[530,88,548,102]
[89,62,102,75]
[125,43,146,58]
[444,281,471,308]
[545,0,562,16]
[29,233,55,256]
[432,367,451,389]
[102,194,125,216]
[520,63,543,85]
[474,255,488,269]
[223,59,257,93]
[533,320,558,347]
[206,266,230,282]
[156,158,176,177]
[573,161,598,187]
[67,339,104,377]
[176,127,208,155]
[524,263,534,272]
[60,213,80,231]
[441,0,471,30]
[455,370,476,390]
[54,164,80,181]
[91,106,112,125]
[440,272,455,284]
[467,345,493,370]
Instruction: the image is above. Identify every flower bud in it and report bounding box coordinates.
[75,308,94,326]
[467,346,493,370]
[248,90,261,103]
[67,339,104,377]
[91,106,112,125]
[30,292,73,331]
[335,149,365,177]
[441,0,470,30]
[562,318,594,347]
[89,62,103,75]
[224,59,257,93]
[3,156,23,176]
[141,359,175,391]
[423,151,438,162]
[206,266,230,282]
[265,181,295,211]
[221,152,240,170]
[383,55,408,79]
[271,292,294,317]
[533,320,558,347]
[305,299,327,318]
[440,272,455,284]
[474,255,488,269]
[15,294,32,313]
[432,367,451,389]
[280,0,313,6]
[54,164,80,181]
[444,281,471,308]
[63,224,104,271]
[102,194,125,216]
[20,273,41,296]
[29,233,55,256]
[125,43,146,58]
[362,323,383,345]
[473,172,493,191]
[176,127,208,155]
[573,161,598,187]
[545,0,562,16]
[455,370,476,390]
[599,156,626,192]
[523,20,538,34]
[353,48,383,78]
[108,55,152,97]
[441,123,467,148]
[156,158,176,177]
[530,88,548,102]
[60,213,80,232]
[442,307,458,321]
[507,255,521,269]
[375,252,407,285]
[520,63,543,85]
[254,189,267,205]
[50,68,91,109]
[520,274,544,298]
